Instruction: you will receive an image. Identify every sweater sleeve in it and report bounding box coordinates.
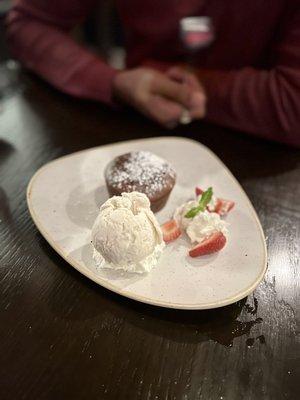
[5,0,118,105]
[199,6,300,147]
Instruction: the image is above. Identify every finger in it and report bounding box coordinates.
[167,67,202,91]
[151,75,192,108]
[189,91,206,119]
[145,95,183,127]
[167,68,206,119]
[167,66,186,83]
[185,73,203,91]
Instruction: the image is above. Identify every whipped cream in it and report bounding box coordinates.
[206,195,218,212]
[92,192,165,273]
[174,200,228,243]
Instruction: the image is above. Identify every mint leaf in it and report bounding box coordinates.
[185,187,213,218]
[198,187,213,210]
[185,206,201,218]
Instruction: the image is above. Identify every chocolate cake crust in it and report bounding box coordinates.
[105,151,176,211]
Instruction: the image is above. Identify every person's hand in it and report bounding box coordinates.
[166,66,206,124]
[112,67,206,128]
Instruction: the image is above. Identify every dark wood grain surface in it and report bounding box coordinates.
[0,70,299,400]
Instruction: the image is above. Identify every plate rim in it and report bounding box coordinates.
[27,136,267,310]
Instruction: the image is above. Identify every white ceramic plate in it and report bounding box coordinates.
[27,137,267,310]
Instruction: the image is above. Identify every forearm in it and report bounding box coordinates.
[6,8,118,105]
[198,67,300,147]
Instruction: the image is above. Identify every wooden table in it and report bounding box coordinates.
[0,70,299,400]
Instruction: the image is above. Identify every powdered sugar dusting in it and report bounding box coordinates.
[105,151,176,198]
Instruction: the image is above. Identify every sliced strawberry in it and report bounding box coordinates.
[195,187,203,197]
[215,199,235,216]
[161,219,181,243]
[189,232,226,257]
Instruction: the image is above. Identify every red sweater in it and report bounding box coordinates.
[6,0,300,147]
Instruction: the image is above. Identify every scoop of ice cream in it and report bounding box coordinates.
[92,192,165,273]
[174,201,228,243]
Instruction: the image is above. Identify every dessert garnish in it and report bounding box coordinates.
[161,186,235,258]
